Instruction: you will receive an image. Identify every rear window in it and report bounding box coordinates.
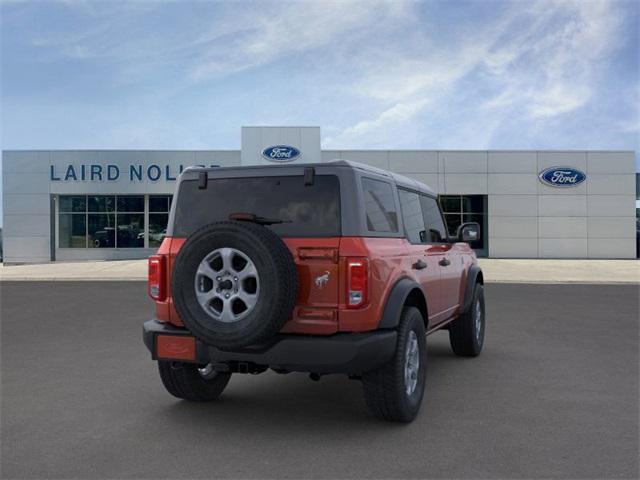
[173,175,341,237]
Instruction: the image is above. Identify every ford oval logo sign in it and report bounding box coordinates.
[538,166,586,188]
[261,145,301,163]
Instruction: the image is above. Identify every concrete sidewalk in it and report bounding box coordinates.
[0,258,638,284]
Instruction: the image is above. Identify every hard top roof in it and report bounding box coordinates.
[184,159,436,196]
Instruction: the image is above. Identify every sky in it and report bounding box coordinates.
[0,0,639,222]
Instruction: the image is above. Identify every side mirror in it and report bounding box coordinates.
[457,222,480,243]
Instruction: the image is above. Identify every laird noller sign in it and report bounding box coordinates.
[49,163,216,182]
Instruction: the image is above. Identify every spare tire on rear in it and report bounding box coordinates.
[172,221,298,349]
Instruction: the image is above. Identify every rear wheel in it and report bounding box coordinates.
[158,361,231,401]
[449,283,485,356]
[362,307,427,422]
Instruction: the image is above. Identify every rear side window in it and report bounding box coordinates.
[420,196,448,243]
[398,189,426,243]
[361,177,398,233]
[173,175,340,237]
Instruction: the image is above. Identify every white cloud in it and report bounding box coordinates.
[190,1,410,80]
[325,98,429,147]
[3,0,635,152]
[23,0,412,81]
[326,0,628,147]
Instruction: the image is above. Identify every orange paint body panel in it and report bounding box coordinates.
[154,235,473,334]
[337,237,409,331]
[156,335,196,361]
[280,238,340,334]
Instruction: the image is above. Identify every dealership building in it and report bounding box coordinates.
[1,126,637,263]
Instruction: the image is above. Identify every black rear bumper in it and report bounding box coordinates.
[143,319,397,375]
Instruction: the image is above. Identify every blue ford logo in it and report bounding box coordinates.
[538,166,586,187]
[261,145,301,163]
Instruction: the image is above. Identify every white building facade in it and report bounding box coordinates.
[2,126,637,263]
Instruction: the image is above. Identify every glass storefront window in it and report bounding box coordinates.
[58,194,171,249]
[116,213,144,247]
[117,196,144,212]
[439,195,488,256]
[88,214,115,248]
[149,214,169,248]
[439,196,460,213]
[59,214,87,247]
[149,195,172,248]
[88,196,115,212]
[444,214,462,239]
[462,196,486,214]
[59,196,86,213]
[149,195,171,212]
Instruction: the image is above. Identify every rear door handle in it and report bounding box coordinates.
[439,258,451,267]
[412,259,427,270]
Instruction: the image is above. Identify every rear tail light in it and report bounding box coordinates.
[347,257,368,308]
[148,255,166,301]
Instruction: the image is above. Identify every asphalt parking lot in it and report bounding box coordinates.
[1,282,638,479]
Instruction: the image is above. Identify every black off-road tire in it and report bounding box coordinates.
[449,283,485,356]
[158,361,231,401]
[362,307,427,423]
[172,221,298,349]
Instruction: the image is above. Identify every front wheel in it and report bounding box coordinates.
[362,307,427,422]
[449,283,485,356]
[158,361,231,401]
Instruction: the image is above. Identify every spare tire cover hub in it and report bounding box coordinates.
[194,247,260,323]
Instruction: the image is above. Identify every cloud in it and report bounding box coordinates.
[2,0,636,154]
[189,1,411,80]
[482,0,624,119]
[18,0,412,81]
[325,98,429,147]
[326,0,629,147]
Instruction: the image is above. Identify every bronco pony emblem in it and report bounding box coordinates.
[315,271,330,288]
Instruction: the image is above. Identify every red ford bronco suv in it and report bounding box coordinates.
[143,160,485,422]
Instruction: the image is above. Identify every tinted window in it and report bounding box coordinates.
[149,195,172,248]
[116,213,144,247]
[420,196,447,243]
[117,196,144,212]
[59,213,86,247]
[88,213,115,248]
[439,194,487,253]
[173,175,340,237]
[398,189,426,243]
[88,195,115,212]
[149,195,172,212]
[59,196,86,213]
[361,178,398,233]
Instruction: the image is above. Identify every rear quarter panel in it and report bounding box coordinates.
[337,237,416,332]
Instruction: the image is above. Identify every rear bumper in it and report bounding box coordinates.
[143,319,397,374]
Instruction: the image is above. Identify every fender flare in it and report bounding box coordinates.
[378,278,427,329]
[461,265,484,313]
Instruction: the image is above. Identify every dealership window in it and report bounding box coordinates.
[58,195,170,249]
[149,195,172,248]
[439,195,487,256]
[87,196,115,248]
[59,196,87,247]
